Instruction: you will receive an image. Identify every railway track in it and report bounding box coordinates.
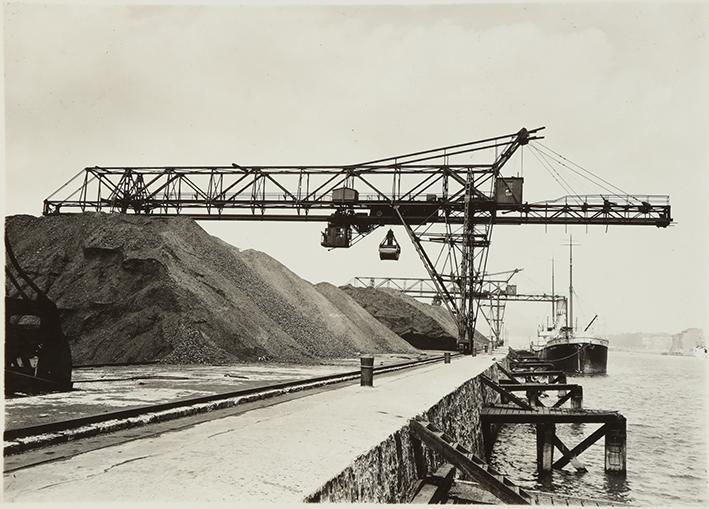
[4,352,462,456]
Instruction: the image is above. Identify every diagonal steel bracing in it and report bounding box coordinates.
[42,126,672,353]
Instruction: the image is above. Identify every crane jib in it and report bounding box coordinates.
[39,127,672,354]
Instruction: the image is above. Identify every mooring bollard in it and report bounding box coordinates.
[360,355,374,387]
[605,419,627,472]
[444,352,451,364]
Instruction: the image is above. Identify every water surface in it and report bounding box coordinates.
[489,350,708,505]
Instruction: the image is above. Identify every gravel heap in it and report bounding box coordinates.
[5,213,415,364]
[340,285,489,351]
[314,282,416,353]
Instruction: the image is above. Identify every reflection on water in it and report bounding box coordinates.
[488,351,707,506]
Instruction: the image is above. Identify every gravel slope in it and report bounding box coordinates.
[5,213,415,364]
[340,285,489,351]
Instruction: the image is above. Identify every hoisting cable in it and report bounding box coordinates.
[532,145,587,204]
[535,141,631,197]
[534,144,628,201]
[528,145,584,204]
[534,142,643,203]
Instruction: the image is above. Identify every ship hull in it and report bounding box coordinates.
[539,340,608,375]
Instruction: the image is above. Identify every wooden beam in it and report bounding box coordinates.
[605,421,627,472]
[552,423,609,470]
[536,423,555,473]
[571,387,583,409]
[410,463,457,504]
[409,419,531,505]
[481,421,496,458]
[411,435,426,479]
[479,375,535,410]
[495,363,520,384]
[510,361,555,369]
[551,434,587,471]
[552,389,575,408]
[481,407,623,425]
[508,370,565,378]
[449,480,509,504]
[498,383,581,392]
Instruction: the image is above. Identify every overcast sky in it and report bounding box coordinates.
[4,1,708,344]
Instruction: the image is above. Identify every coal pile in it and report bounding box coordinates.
[314,283,416,353]
[5,213,415,365]
[340,285,489,351]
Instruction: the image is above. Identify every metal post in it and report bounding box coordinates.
[360,356,374,387]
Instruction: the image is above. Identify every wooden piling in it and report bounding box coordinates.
[482,422,496,457]
[526,389,542,407]
[360,356,374,387]
[571,387,583,409]
[604,419,627,472]
[556,373,568,398]
[536,423,556,473]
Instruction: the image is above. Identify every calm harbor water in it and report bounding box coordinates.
[489,350,708,506]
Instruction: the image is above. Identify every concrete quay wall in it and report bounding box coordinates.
[306,361,502,503]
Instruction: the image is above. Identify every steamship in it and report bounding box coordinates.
[531,237,608,375]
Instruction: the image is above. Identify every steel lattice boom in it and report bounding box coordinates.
[350,275,567,303]
[42,127,672,353]
[351,275,567,348]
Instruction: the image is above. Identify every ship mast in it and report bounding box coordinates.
[551,257,555,325]
[569,235,573,334]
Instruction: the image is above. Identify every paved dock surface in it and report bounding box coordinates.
[4,354,496,503]
[5,353,429,429]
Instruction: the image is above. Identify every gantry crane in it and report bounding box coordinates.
[42,127,672,353]
[350,274,567,348]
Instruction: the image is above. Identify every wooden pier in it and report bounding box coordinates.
[407,418,624,505]
[481,405,627,474]
[499,382,584,408]
[509,360,556,370]
[481,367,626,476]
[497,362,568,384]
[504,369,568,383]
[408,355,627,504]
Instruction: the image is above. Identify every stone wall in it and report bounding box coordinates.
[305,363,501,503]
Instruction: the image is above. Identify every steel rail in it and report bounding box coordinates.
[4,353,462,445]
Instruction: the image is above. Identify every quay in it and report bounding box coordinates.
[4,350,628,505]
[5,354,500,503]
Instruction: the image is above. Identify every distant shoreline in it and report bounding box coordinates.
[608,348,703,357]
